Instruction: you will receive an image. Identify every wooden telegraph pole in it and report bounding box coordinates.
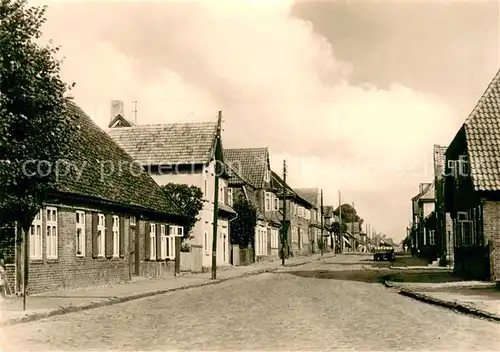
[211,111,222,280]
[320,189,324,257]
[338,190,342,254]
[281,160,287,265]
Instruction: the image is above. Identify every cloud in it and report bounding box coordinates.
[39,1,460,240]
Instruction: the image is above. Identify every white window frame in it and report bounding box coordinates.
[76,210,85,257]
[273,194,279,211]
[160,225,167,260]
[265,192,271,211]
[97,213,106,257]
[130,216,136,226]
[168,225,183,259]
[204,231,209,255]
[150,223,156,260]
[228,188,233,207]
[29,210,43,260]
[270,228,279,249]
[264,170,271,183]
[219,185,225,205]
[46,207,58,259]
[112,215,119,257]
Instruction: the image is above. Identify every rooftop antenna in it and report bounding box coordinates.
[132,101,138,124]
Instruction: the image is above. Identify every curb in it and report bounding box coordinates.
[1,267,279,327]
[398,288,500,323]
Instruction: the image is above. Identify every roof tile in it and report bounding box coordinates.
[224,148,269,188]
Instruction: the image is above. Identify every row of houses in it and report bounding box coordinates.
[1,100,366,295]
[409,68,500,282]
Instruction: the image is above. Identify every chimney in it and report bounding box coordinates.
[110,100,124,121]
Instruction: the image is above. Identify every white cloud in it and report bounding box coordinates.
[39,1,460,240]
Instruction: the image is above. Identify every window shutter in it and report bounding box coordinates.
[119,216,125,257]
[144,221,150,260]
[105,214,113,258]
[156,223,162,261]
[224,187,228,206]
[92,213,98,258]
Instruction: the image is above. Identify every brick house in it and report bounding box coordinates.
[5,103,187,295]
[271,171,314,257]
[295,188,326,253]
[433,144,454,263]
[108,113,236,271]
[224,148,281,261]
[444,69,500,281]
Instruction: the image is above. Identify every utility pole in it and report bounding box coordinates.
[281,160,287,265]
[320,189,324,257]
[23,224,28,310]
[338,190,342,254]
[132,101,138,124]
[211,111,222,280]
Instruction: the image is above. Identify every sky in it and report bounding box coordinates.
[34,0,499,242]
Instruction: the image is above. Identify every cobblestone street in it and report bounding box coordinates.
[2,256,499,351]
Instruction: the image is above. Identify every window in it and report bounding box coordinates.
[429,230,435,245]
[112,215,119,257]
[130,216,136,226]
[160,225,167,259]
[29,210,43,260]
[256,227,267,256]
[149,223,156,260]
[273,194,279,211]
[270,228,279,248]
[97,213,105,257]
[458,155,469,176]
[228,188,233,207]
[46,207,58,259]
[264,170,271,183]
[204,231,209,255]
[292,226,298,243]
[76,211,85,256]
[168,225,183,259]
[204,179,208,199]
[219,185,225,204]
[265,192,271,211]
[302,228,308,243]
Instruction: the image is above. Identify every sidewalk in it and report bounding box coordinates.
[386,280,500,322]
[1,253,330,326]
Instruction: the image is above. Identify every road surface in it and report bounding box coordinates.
[1,255,499,351]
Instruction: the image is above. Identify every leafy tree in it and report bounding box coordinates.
[333,203,363,229]
[230,193,257,249]
[0,0,75,238]
[161,183,204,241]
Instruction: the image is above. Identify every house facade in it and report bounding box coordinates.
[271,172,314,257]
[444,69,500,281]
[434,144,454,263]
[108,112,236,271]
[295,188,326,254]
[5,103,186,295]
[224,148,281,261]
[410,182,436,259]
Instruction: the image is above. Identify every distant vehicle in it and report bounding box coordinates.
[372,244,395,261]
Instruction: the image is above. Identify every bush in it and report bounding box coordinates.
[439,256,450,267]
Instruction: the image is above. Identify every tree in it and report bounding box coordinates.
[331,221,348,235]
[161,183,204,242]
[229,194,257,249]
[333,203,363,227]
[0,0,76,306]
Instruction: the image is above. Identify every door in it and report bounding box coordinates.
[129,225,139,276]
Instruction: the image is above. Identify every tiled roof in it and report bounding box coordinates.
[224,148,269,189]
[294,188,320,208]
[433,144,447,181]
[271,172,311,206]
[107,122,217,165]
[225,161,251,186]
[463,69,500,191]
[58,103,182,216]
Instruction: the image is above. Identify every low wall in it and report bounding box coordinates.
[180,246,203,273]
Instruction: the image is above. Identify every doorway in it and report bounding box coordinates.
[129,222,139,276]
